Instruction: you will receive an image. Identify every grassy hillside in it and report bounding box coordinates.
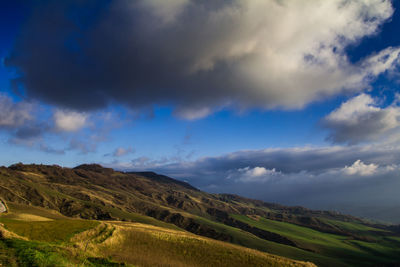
[232,215,400,266]
[75,221,316,267]
[0,163,399,266]
[193,216,339,266]
[0,203,314,267]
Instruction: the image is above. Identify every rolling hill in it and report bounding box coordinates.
[0,163,399,266]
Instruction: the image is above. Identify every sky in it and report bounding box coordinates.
[1,0,400,222]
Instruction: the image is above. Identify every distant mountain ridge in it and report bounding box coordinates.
[1,163,399,266]
[130,171,199,191]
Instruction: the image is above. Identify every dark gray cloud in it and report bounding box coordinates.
[150,146,400,180]
[0,93,117,154]
[6,0,400,118]
[322,94,400,144]
[0,94,48,145]
[0,93,32,129]
[111,144,400,187]
[13,123,48,140]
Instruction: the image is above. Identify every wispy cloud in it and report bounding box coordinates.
[104,147,135,157]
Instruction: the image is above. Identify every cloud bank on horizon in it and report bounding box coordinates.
[119,143,400,221]
[1,0,400,221]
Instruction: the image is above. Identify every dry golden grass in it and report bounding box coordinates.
[73,221,316,267]
[20,171,46,181]
[1,203,68,220]
[11,213,53,221]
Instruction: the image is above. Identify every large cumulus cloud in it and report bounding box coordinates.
[7,0,400,119]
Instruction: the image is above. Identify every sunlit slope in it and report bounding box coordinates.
[74,221,316,267]
[0,203,314,267]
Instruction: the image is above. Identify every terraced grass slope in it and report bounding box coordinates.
[0,163,399,266]
[0,203,313,266]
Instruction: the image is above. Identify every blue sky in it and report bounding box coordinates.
[1,0,400,221]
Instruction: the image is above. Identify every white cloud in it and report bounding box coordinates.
[54,110,87,132]
[323,94,400,144]
[234,166,281,183]
[326,94,378,122]
[342,160,378,176]
[246,166,269,177]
